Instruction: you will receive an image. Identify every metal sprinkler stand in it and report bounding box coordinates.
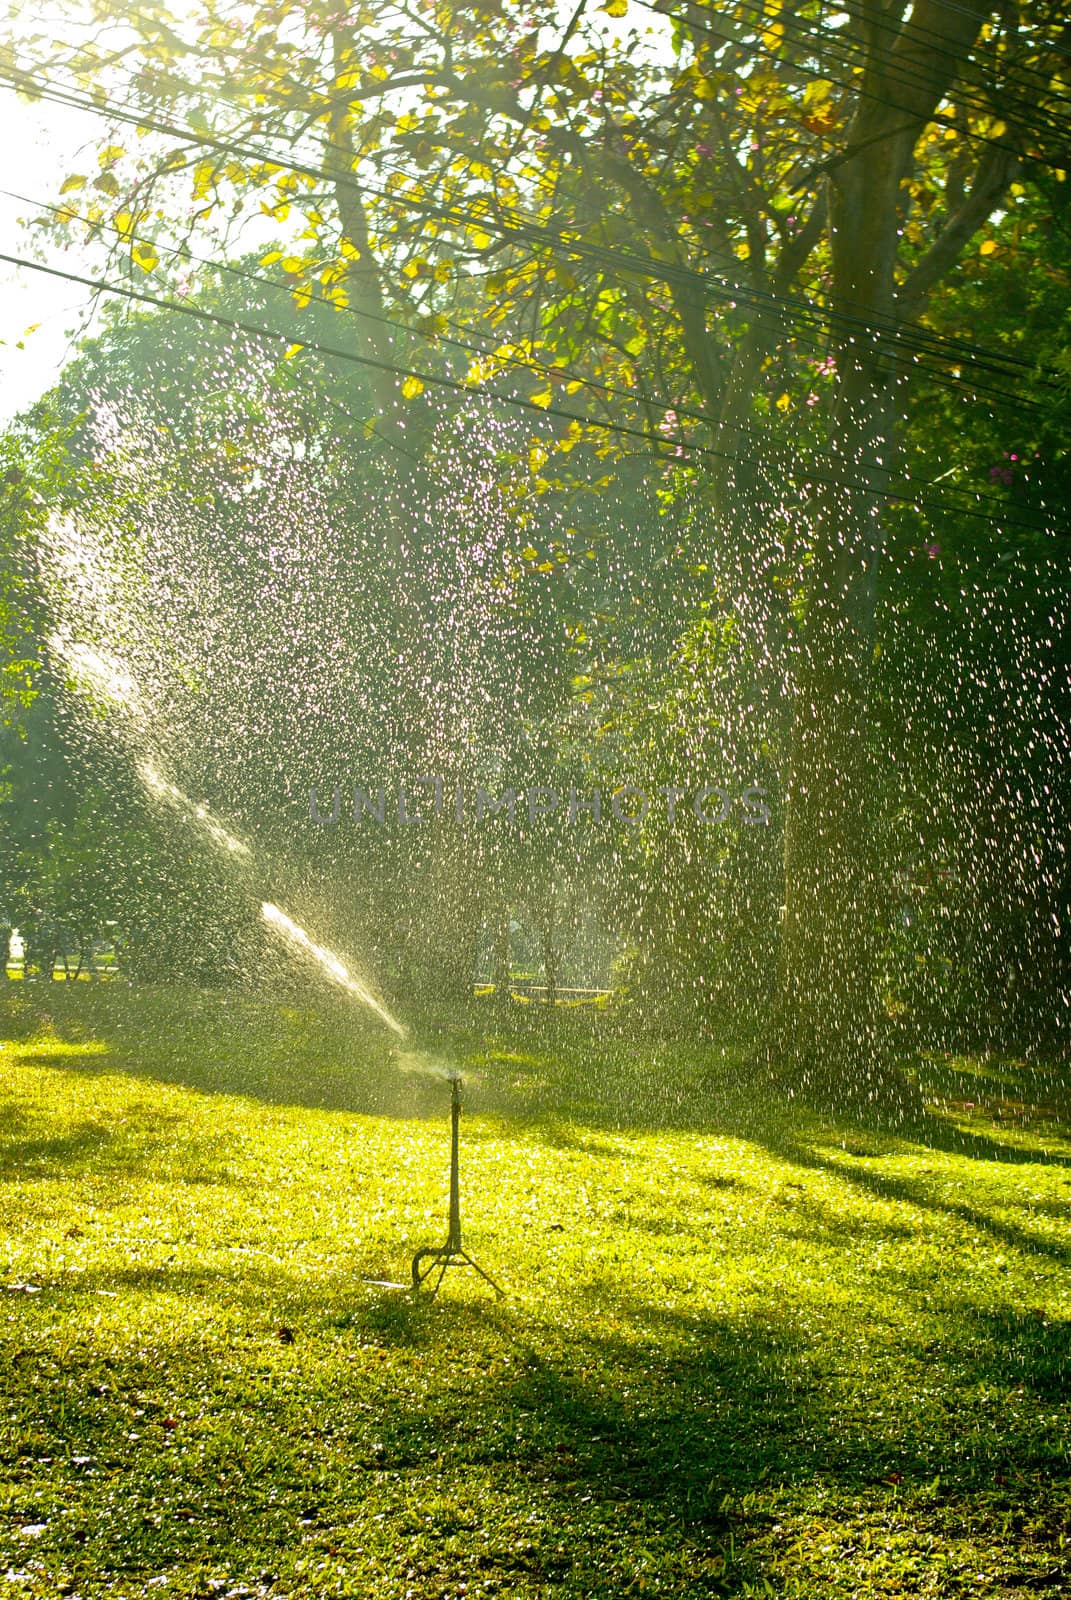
[411,1075,504,1300]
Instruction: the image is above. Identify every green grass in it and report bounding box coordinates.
[1,986,1069,1598]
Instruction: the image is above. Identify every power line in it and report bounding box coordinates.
[4,131,1043,419]
[0,245,1056,537]
[0,59,1054,409]
[9,179,1043,519]
[639,0,1071,164]
[828,0,1071,82]
[0,68,1053,462]
[6,7,1066,369]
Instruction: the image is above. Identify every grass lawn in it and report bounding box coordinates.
[0,985,1069,1598]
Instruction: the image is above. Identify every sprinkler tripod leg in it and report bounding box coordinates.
[410,1244,505,1299]
[457,1250,505,1299]
[410,1247,442,1291]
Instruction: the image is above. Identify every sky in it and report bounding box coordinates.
[0,0,659,422]
[0,85,105,420]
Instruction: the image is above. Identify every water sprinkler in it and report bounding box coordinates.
[411,1074,504,1300]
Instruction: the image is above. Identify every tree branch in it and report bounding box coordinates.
[897,143,1020,315]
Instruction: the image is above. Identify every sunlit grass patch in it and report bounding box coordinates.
[0,989,1068,1598]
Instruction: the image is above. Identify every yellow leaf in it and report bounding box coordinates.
[59,174,87,195]
[131,241,158,271]
[260,250,283,266]
[530,388,553,409]
[776,393,791,411]
[803,79,834,109]
[401,375,424,399]
[281,256,304,273]
[193,158,215,198]
[98,144,124,165]
[115,211,134,240]
[284,344,303,359]
[979,239,996,256]
[600,0,628,14]
[521,546,538,560]
[339,237,362,260]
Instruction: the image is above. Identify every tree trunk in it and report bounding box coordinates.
[772,147,915,1112]
[492,904,511,1003]
[775,544,888,1102]
[540,912,559,1012]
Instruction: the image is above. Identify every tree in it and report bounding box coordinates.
[868,170,1071,1054]
[12,263,581,1009]
[7,0,1068,1098]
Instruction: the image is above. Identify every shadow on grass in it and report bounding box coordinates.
[3,988,1069,1172]
[4,994,1069,1591]
[0,1090,251,1190]
[747,1120,1071,1265]
[4,1265,1068,1595]
[0,1112,113,1180]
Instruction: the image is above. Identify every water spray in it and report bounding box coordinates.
[411,1074,504,1300]
[259,902,406,1038]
